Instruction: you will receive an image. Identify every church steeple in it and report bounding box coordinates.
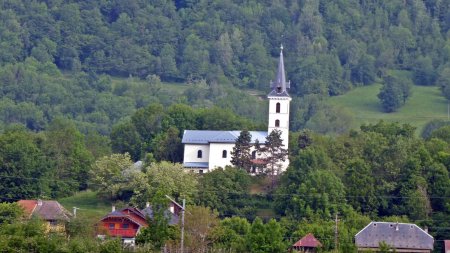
[267,45,292,172]
[269,45,290,97]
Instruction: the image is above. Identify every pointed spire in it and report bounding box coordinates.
[269,45,290,97]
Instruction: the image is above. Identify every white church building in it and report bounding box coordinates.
[182,46,292,173]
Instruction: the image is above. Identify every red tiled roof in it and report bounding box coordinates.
[17,200,37,217]
[444,240,450,252]
[293,233,322,248]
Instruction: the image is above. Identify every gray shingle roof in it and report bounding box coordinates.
[355,222,434,250]
[182,130,267,144]
[33,200,72,221]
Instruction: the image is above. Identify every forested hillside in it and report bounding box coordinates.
[0,0,449,132]
[1,1,450,252]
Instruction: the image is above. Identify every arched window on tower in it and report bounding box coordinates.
[222,150,227,158]
[197,150,202,158]
[276,103,280,113]
[275,119,280,127]
[252,150,256,159]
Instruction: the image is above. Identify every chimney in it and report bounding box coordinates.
[395,222,399,231]
[424,226,428,233]
[112,206,115,212]
[169,203,175,214]
[146,202,150,208]
[37,199,43,206]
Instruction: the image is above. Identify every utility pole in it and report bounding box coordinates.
[73,207,81,218]
[334,213,339,252]
[181,199,185,253]
[165,195,186,253]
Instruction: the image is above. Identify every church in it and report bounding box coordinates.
[182,46,291,173]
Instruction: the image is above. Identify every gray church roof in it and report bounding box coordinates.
[355,222,434,250]
[182,130,267,144]
[268,45,290,98]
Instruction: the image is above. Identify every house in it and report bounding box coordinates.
[97,202,180,245]
[97,206,148,245]
[17,199,72,233]
[355,222,434,252]
[182,46,291,173]
[291,233,322,252]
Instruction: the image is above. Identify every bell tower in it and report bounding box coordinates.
[267,45,291,170]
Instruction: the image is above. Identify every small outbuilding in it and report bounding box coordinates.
[355,221,434,252]
[291,233,322,253]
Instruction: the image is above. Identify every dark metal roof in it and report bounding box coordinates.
[141,206,179,225]
[355,222,434,250]
[183,162,209,168]
[182,130,267,144]
[269,45,290,98]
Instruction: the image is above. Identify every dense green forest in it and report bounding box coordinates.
[1,0,450,252]
[0,0,449,133]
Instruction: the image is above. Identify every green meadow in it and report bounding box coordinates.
[327,84,449,133]
[59,191,112,222]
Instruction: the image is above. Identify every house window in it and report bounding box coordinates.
[276,102,280,113]
[199,170,204,174]
[222,150,227,158]
[122,224,129,229]
[197,150,202,158]
[252,151,256,159]
[109,223,115,229]
[275,119,280,127]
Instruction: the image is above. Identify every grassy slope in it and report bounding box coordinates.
[58,191,112,223]
[327,84,448,133]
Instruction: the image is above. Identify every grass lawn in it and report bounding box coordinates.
[327,84,449,133]
[58,191,112,223]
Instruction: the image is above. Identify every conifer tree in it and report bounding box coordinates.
[230,130,252,172]
[256,129,288,185]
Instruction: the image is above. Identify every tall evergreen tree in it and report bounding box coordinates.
[256,129,288,185]
[230,130,252,172]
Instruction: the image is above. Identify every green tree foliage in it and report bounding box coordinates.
[0,202,23,225]
[89,153,135,201]
[0,0,447,135]
[246,218,286,253]
[197,167,252,217]
[0,128,50,201]
[184,205,219,252]
[43,118,93,197]
[230,130,253,172]
[136,190,178,250]
[378,74,412,112]
[131,162,198,207]
[256,129,288,178]
[211,217,250,252]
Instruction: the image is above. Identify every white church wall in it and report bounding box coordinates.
[208,143,235,170]
[183,144,210,164]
